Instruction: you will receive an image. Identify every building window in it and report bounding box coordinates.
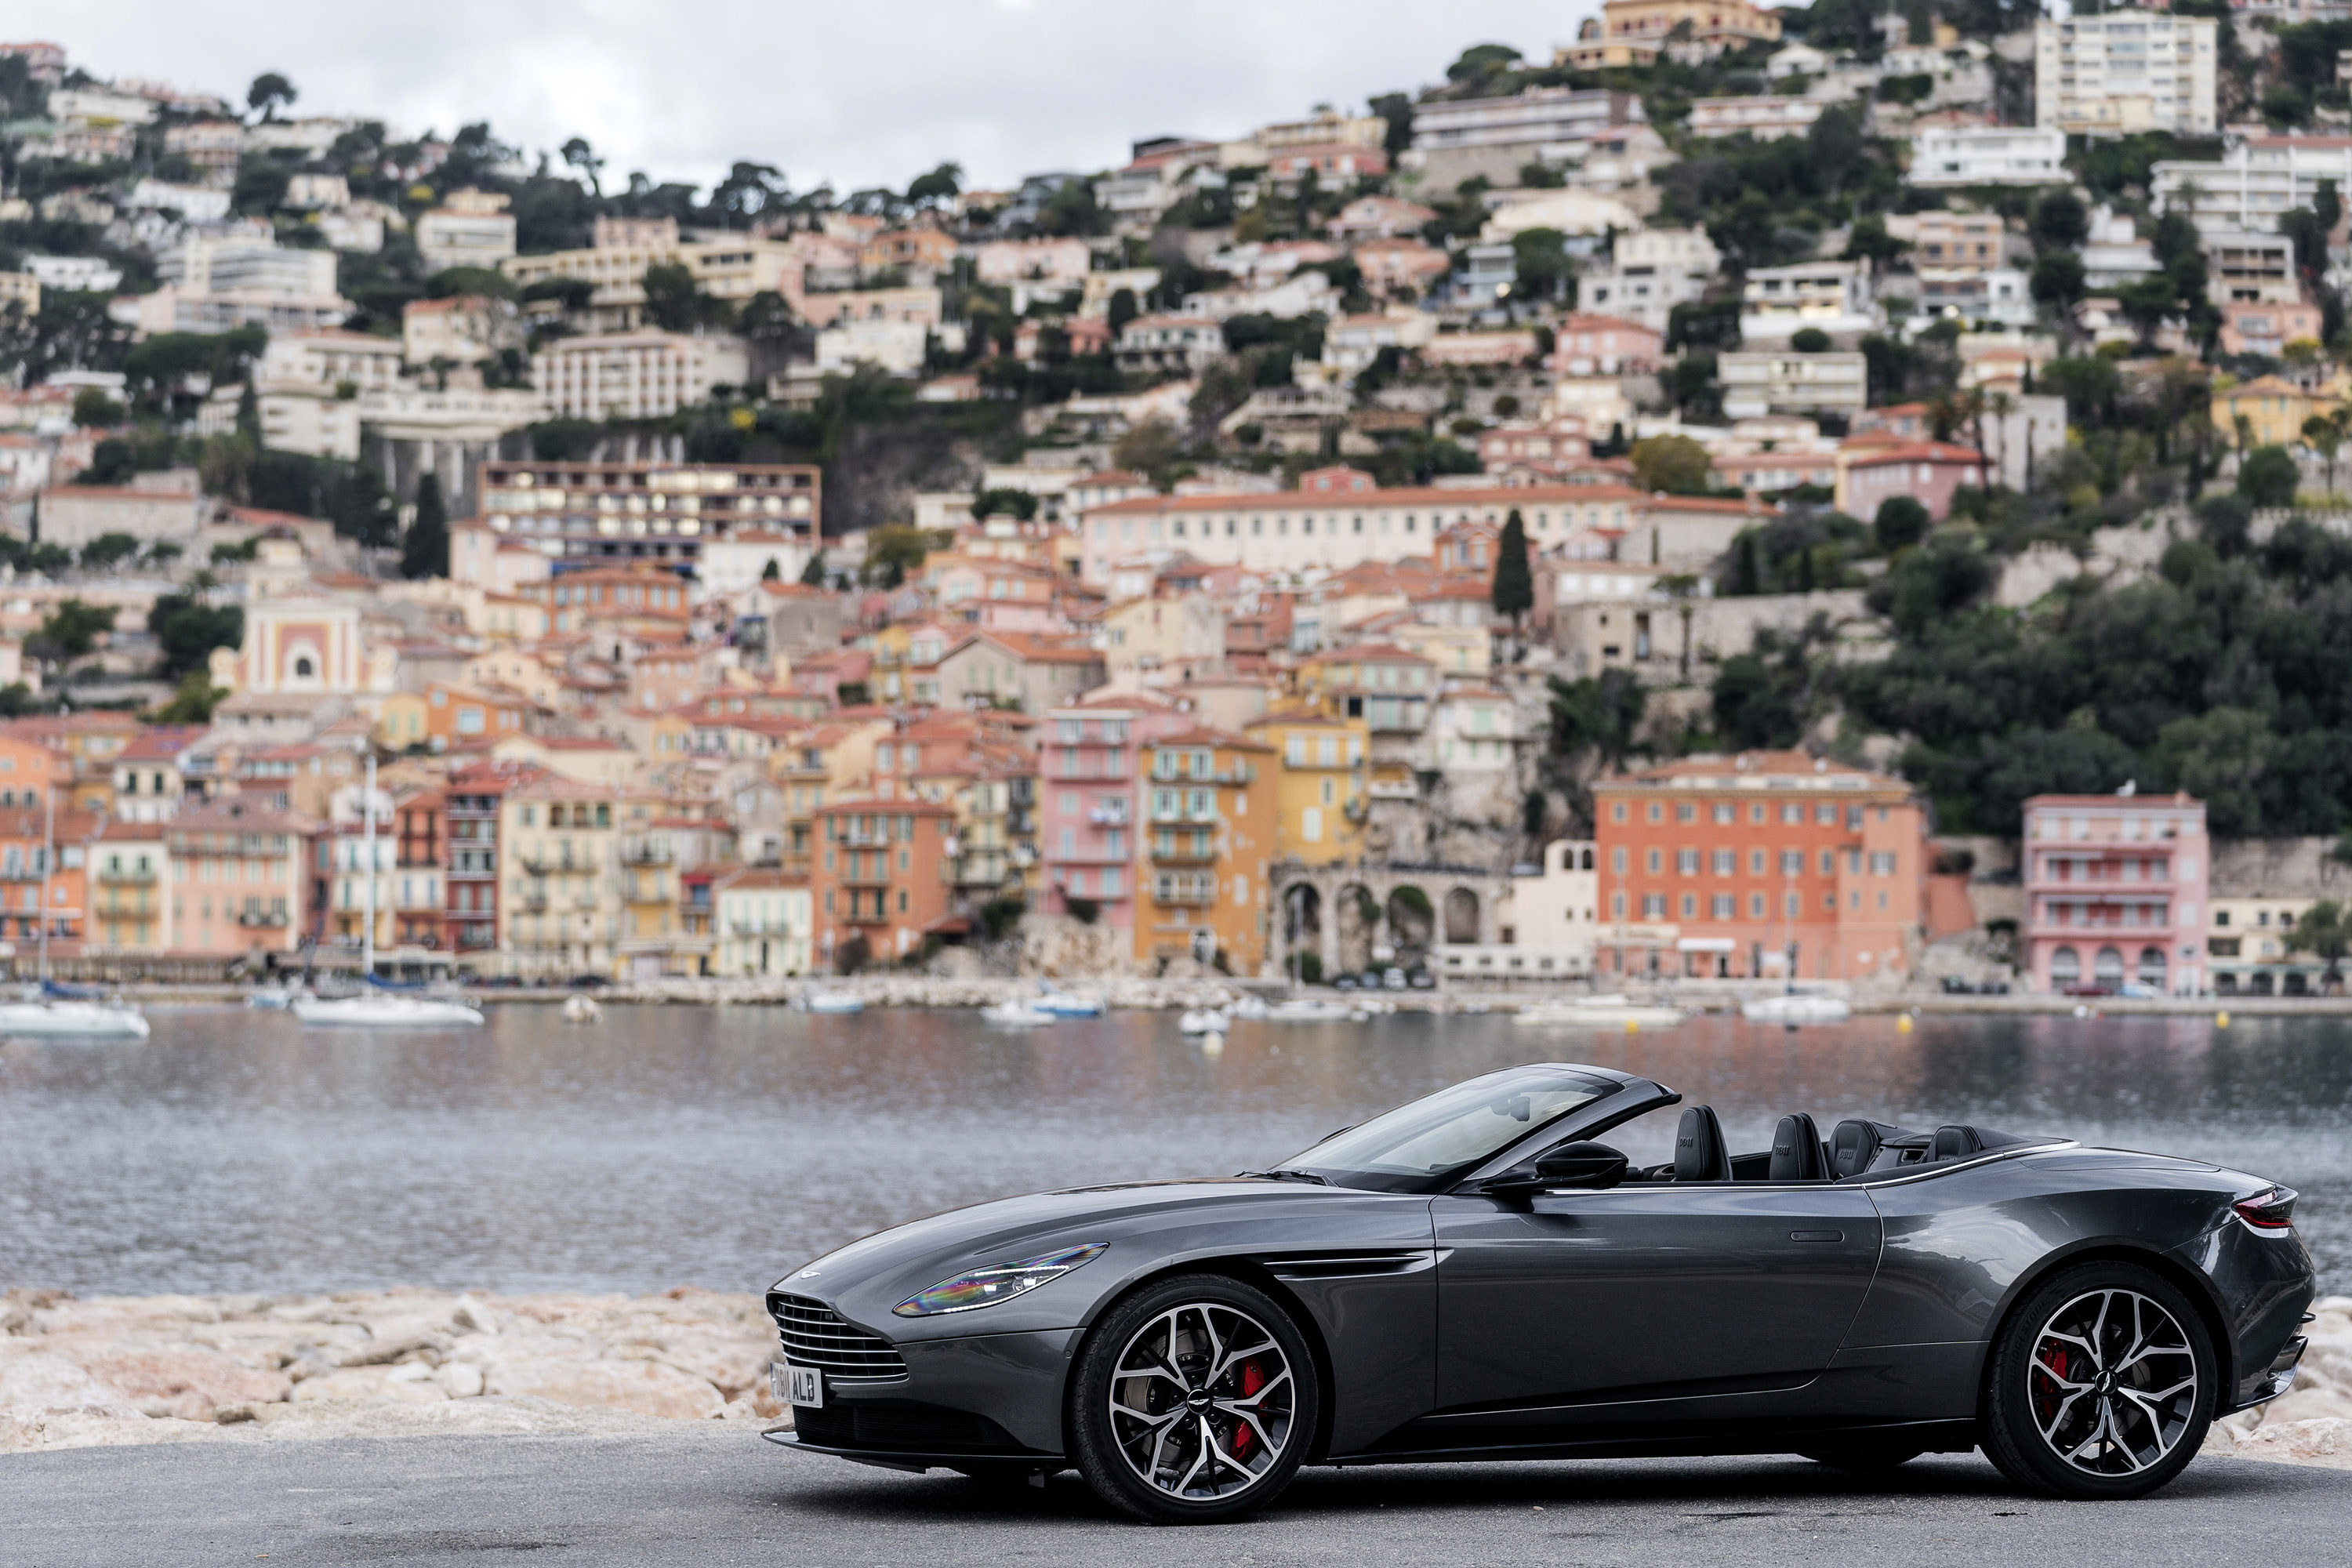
[1676,849,1699,874]
[1711,894,1735,919]
[1641,893,1666,919]
[1750,894,1766,918]
[1712,850,1734,875]
[1646,849,1661,873]
[1679,894,1695,918]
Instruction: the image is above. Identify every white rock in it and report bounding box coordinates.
[433,1363,485,1398]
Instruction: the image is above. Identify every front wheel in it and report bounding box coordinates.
[1068,1273,1319,1524]
[1980,1260,2216,1500]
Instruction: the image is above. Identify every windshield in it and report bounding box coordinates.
[1283,1069,1617,1190]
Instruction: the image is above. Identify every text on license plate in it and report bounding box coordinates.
[775,1363,824,1407]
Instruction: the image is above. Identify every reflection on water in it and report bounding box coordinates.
[2,1006,2345,1297]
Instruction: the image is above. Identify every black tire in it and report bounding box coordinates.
[1799,1444,1925,1472]
[1980,1259,2216,1501]
[1068,1272,1319,1524]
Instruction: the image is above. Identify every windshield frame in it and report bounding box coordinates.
[1278,1065,1644,1193]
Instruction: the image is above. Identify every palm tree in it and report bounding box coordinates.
[2303,413,2343,500]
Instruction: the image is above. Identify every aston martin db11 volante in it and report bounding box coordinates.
[763,1064,2315,1523]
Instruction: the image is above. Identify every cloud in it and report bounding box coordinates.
[17,0,1599,196]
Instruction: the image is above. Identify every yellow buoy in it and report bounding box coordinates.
[1897,1014,1913,1034]
[2216,1011,2230,1029]
[1625,1018,1639,1035]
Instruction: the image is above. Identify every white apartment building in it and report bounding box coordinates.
[24,254,123,292]
[1916,267,2035,328]
[2034,13,2217,137]
[2153,136,2352,231]
[258,330,405,392]
[417,202,518,274]
[1717,351,1868,418]
[1907,126,2069,187]
[1581,227,1719,333]
[1409,87,1645,153]
[159,232,339,298]
[504,235,808,330]
[815,318,930,376]
[531,332,752,420]
[2203,230,2298,306]
[1688,95,1824,139]
[1738,261,1877,342]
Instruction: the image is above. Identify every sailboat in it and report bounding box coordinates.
[292,757,483,1029]
[0,787,150,1040]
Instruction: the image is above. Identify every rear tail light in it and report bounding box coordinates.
[2234,1187,2298,1233]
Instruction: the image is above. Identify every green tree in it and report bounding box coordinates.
[2029,189,2089,252]
[1106,287,1139,336]
[1790,327,1832,353]
[2030,251,2087,314]
[246,71,296,122]
[400,473,450,579]
[2151,706,2277,836]
[560,136,605,197]
[2304,413,2346,499]
[1548,667,1647,771]
[800,550,826,587]
[864,524,947,588]
[2285,898,2352,990]
[1491,508,1533,633]
[2238,445,2300,507]
[760,557,782,583]
[642,263,726,331]
[34,599,118,661]
[71,387,125,427]
[1712,652,1801,750]
[1631,434,1712,495]
[1874,495,1931,554]
[2116,276,2180,346]
[906,162,963,208]
[147,590,244,679]
[1509,227,1570,302]
[78,532,141,571]
[151,668,230,724]
[1841,214,1909,267]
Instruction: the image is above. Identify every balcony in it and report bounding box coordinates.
[1152,842,1215,865]
[1151,764,1254,786]
[622,844,674,866]
[1152,884,1216,906]
[1086,805,1130,826]
[99,866,159,884]
[517,893,550,913]
[235,910,291,927]
[1149,804,1218,825]
[729,919,796,936]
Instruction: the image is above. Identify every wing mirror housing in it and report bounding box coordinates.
[1479,1142,1628,1202]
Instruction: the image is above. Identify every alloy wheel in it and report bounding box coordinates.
[1105,1301,1295,1501]
[2027,1287,2201,1476]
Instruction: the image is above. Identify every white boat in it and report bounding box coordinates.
[245,985,298,1010]
[1512,995,1685,1029]
[292,993,485,1028]
[1264,998,1359,1023]
[1741,993,1853,1025]
[0,999,151,1040]
[1229,994,1269,1020]
[981,999,1054,1027]
[1178,1008,1231,1035]
[1033,985,1103,1018]
[802,990,866,1014]
[297,757,483,1029]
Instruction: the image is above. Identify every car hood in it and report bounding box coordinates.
[773,1177,1401,1340]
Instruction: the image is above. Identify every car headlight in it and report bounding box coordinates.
[892,1243,1107,1317]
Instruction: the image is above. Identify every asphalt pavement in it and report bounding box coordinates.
[4,1428,2348,1567]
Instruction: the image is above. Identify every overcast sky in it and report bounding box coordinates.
[22,1,1607,198]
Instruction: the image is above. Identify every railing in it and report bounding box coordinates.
[1086,806,1129,826]
[99,866,159,883]
[1152,884,1215,906]
[622,844,673,866]
[517,893,550,912]
[1152,844,1215,865]
[235,911,291,927]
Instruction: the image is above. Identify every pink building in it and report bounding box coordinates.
[2022,791,2209,996]
[1038,695,1192,943]
[1835,439,1987,521]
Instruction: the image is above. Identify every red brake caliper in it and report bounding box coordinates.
[2037,1346,2067,1420]
[1229,1360,1266,1456]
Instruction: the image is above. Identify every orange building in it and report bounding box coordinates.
[809,797,957,971]
[0,803,97,952]
[1134,725,1277,973]
[1590,750,1928,984]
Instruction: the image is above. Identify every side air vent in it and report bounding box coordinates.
[791,1401,1021,1452]
[768,1292,907,1379]
[1258,1250,1437,1280]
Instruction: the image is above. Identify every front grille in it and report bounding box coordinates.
[768,1292,907,1379]
[792,1401,1018,1452]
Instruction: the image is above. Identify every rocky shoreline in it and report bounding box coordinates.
[8,1286,2352,1471]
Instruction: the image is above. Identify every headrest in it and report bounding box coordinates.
[1932,1124,1985,1162]
[1769,1112,1828,1181]
[1828,1118,1883,1180]
[1675,1105,1731,1182]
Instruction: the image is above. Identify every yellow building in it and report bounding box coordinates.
[497,775,625,979]
[1134,725,1277,973]
[1246,710,1368,867]
[2213,375,2343,450]
[1599,0,1779,49]
[376,691,430,750]
[1389,622,1489,682]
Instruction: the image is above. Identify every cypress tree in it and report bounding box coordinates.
[400,473,450,579]
[1491,507,1533,633]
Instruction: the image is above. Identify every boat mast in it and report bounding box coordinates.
[37,779,53,982]
[361,754,376,984]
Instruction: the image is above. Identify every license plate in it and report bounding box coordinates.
[775,1362,824,1407]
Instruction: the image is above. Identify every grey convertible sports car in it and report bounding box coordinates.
[762,1063,2315,1523]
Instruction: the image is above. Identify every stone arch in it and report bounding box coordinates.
[1443,886,1480,945]
[1385,884,1434,959]
[1335,881,1381,975]
[1283,882,1323,981]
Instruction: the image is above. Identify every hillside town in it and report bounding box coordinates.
[5,5,2352,1000]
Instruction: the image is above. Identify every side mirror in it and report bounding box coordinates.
[1480,1142,1628,1201]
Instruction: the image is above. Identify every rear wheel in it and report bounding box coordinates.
[1068,1273,1319,1524]
[1980,1260,2214,1501]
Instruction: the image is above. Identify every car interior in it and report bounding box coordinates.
[1584,1105,2049,1185]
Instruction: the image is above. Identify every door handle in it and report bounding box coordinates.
[1789,1230,1845,1242]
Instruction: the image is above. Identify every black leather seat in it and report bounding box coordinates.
[1674,1105,1733,1182]
[1828,1118,1889,1180]
[1932,1124,1984,1162]
[1768,1112,1829,1181]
